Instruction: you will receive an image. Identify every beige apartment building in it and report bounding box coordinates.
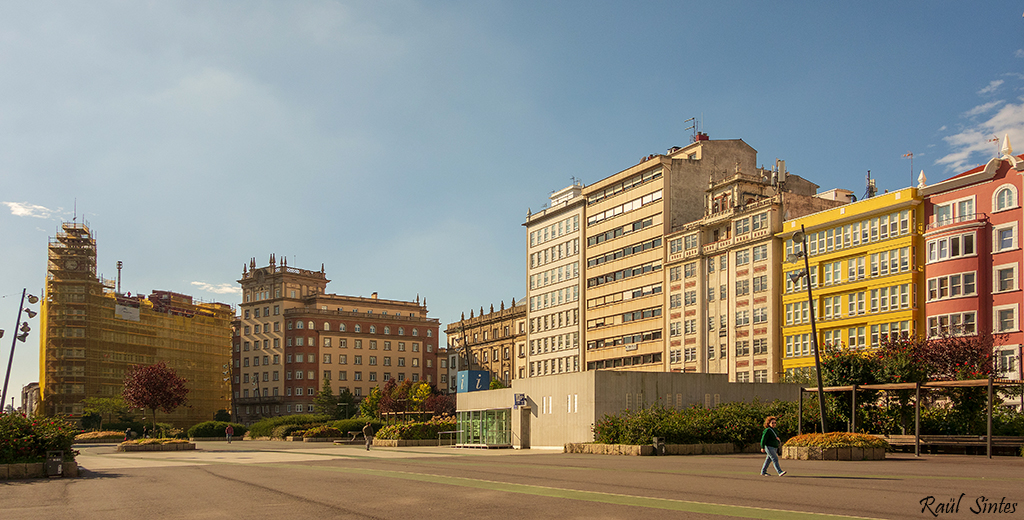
[235,256,439,423]
[443,300,526,387]
[581,137,769,372]
[665,162,849,382]
[524,183,586,378]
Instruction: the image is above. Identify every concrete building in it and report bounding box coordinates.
[524,183,586,379]
[581,137,796,374]
[664,162,847,382]
[21,382,40,416]
[40,221,233,427]
[235,257,440,423]
[779,187,926,379]
[443,300,526,387]
[919,145,1024,388]
[456,370,802,448]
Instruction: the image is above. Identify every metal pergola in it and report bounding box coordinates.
[798,377,1024,458]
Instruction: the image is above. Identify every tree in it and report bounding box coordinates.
[338,389,357,419]
[409,382,432,411]
[122,362,189,430]
[422,393,455,417]
[314,379,339,418]
[214,409,232,422]
[359,386,381,418]
[82,396,131,429]
[489,379,506,390]
[821,344,882,431]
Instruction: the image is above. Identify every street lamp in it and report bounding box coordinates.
[787,226,828,434]
[2,289,39,412]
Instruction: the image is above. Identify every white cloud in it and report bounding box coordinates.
[936,98,1024,171]
[190,281,241,295]
[1016,49,1024,58]
[978,80,1004,95]
[963,100,1004,117]
[3,201,55,218]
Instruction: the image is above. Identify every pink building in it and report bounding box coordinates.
[921,142,1023,390]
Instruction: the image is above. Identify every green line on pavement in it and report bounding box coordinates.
[261,462,885,520]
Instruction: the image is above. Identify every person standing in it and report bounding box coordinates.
[362,422,373,451]
[225,424,234,444]
[760,416,786,476]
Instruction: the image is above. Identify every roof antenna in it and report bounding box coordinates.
[684,117,697,142]
[902,152,913,188]
[73,199,77,223]
[865,170,878,199]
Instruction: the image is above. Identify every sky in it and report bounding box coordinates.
[1,1,1022,406]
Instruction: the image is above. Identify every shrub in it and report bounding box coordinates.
[0,413,79,463]
[248,414,329,438]
[592,400,800,448]
[103,421,148,436]
[75,431,125,441]
[187,421,248,439]
[272,425,311,439]
[328,418,383,434]
[784,432,889,449]
[375,416,456,440]
[304,426,343,438]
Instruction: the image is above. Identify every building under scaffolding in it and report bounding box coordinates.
[39,221,233,428]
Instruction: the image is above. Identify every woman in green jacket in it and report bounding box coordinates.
[759,416,786,476]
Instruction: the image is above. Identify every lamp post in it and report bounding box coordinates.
[252,378,264,418]
[2,289,39,412]
[788,226,828,434]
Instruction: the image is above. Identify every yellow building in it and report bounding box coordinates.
[779,188,925,379]
[40,221,233,427]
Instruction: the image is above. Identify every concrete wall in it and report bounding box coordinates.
[457,370,802,448]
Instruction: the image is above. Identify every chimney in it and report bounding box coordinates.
[371,292,378,299]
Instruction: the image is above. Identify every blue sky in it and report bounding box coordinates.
[1,1,1022,406]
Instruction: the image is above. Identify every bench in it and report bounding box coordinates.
[879,435,1024,455]
[348,431,365,442]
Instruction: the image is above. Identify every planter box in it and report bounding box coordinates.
[0,461,78,479]
[189,437,236,442]
[303,437,344,442]
[564,443,736,456]
[117,442,196,452]
[371,439,442,447]
[782,446,885,460]
[74,438,125,444]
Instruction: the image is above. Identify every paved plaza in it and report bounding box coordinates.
[1,441,1022,519]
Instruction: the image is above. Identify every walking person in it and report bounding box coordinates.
[362,422,373,451]
[225,424,234,444]
[760,416,786,476]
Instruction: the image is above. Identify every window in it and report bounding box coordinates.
[735,218,750,235]
[927,312,977,337]
[684,290,697,305]
[753,275,768,293]
[994,185,1017,212]
[753,338,768,355]
[684,234,698,250]
[751,213,768,231]
[995,265,1017,293]
[670,294,682,309]
[994,224,1017,252]
[670,266,681,281]
[684,262,696,277]
[997,349,1018,375]
[934,197,975,226]
[752,244,768,262]
[927,232,976,262]
[735,341,750,356]
[927,272,977,301]
[994,305,1018,333]
[735,249,750,266]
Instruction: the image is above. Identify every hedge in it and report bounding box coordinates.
[247,414,330,438]
[187,421,249,439]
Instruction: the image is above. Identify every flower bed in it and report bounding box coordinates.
[75,431,126,443]
[117,438,195,452]
[781,432,888,460]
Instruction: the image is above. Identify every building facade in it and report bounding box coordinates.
[665,163,847,382]
[779,187,926,379]
[581,137,761,373]
[920,148,1024,383]
[40,221,233,427]
[443,300,527,387]
[235,257,439,423]
[524,183,586,379]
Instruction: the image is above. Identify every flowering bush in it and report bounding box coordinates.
[0,413,79,463]
[375,415,456,440]
[303,426,343,438]
[784,432,889,449]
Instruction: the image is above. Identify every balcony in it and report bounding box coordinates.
[925,212,987,232]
